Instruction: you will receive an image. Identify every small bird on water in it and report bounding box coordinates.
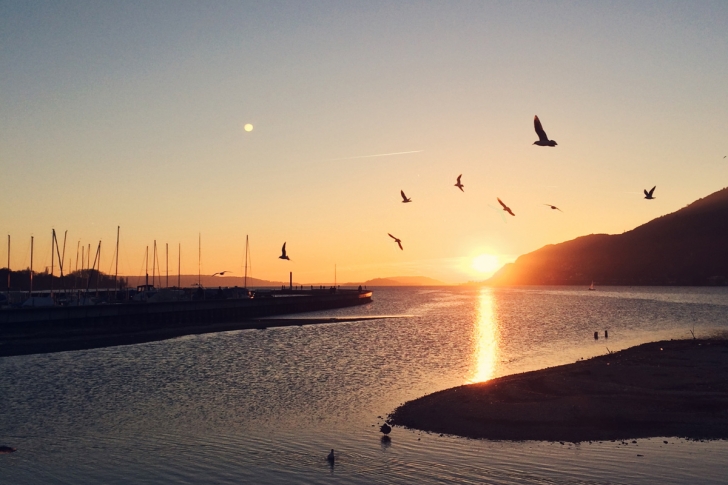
[454,174,464,192]
[0,446,16,454]
[327,449,335,463]
[400,190,412,203]
[388,233,403,250]
[279,242,290,260]
[380,423,392,435]
[533,115,557,147]
[497,197,515,216]
[644,186,656,200]
[543,204,562,212]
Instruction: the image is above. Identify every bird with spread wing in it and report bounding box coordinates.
[388,233,403,250]
[497,197,516,216]
[533,115,557,147]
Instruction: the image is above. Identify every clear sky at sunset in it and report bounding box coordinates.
[1,1,727,284]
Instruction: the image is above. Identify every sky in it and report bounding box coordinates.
[1,1,727,284]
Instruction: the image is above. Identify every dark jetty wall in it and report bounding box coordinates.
[0,290,371,357]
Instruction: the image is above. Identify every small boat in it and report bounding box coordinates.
[588,281,596,291]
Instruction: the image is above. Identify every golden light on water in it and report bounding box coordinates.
[468,287,500,383]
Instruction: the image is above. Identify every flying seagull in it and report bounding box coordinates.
[497,197,515,216]
[388,233,403,250]
[454,174,464,192]
[400,190,412,203]
[279,242,290,260]
[212,271,231,276]
[533,115,557,147]
[543,204,563,212]
[644,186,656,200]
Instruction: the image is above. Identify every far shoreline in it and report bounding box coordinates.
[389,339,728,442]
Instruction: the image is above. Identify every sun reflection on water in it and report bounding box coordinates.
[468,287,500,383]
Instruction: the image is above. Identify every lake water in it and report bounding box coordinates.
[2,286,728,484]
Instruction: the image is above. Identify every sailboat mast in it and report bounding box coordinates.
[30,236,34,296]
[6,235,9,293]
[166,243,168,288]
[114,226,119,293]
[244,235,248,289]
[95,241,101,296]
[153,241,157,288]
[145,245,149,287]
[60,230,67,294]
[178,243,181,288]
[50,230,55,297]
[198,233,201,287]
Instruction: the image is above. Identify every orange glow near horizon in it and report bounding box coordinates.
[468,287,500,383]
[472,254,500,274]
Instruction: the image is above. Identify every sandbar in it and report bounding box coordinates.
[390,339,728,441]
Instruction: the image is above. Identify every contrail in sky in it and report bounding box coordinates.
[326,150,423,161]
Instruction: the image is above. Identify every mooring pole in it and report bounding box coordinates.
[289,271,292,290]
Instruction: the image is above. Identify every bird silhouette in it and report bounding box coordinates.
[327,449,335,463]
[644,186,656,200]
[533,115,557,147]
[279,242,290,260]
[400,190,412,203]
[380,423,392,435]
[212,271,231,276]
[497,197,515,216]
[543,204,562,212]
[388,233,403,250]
[454,174,464,192]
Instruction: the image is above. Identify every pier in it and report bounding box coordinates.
[0,289,372,357]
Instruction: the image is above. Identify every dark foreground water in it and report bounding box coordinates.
[2,286,728,484]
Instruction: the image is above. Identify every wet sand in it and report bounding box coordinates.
[390,339,728,442]
[0,316,398,357]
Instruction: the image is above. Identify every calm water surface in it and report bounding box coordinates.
[2,286,728,484]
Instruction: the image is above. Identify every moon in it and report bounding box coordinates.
[244,123,254,132]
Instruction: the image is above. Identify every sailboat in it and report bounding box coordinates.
[588,281,595,291]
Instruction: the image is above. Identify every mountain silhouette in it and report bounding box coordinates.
[347,276,447,287]
[487,187,728,286]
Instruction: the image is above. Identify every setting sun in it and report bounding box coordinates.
[472,254,500,274]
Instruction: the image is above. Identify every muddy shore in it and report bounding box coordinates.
[390,339,728,442]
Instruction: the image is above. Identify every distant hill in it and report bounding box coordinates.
[486,187,728,286]
[352,276,448,287]
[123,274,288,288]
